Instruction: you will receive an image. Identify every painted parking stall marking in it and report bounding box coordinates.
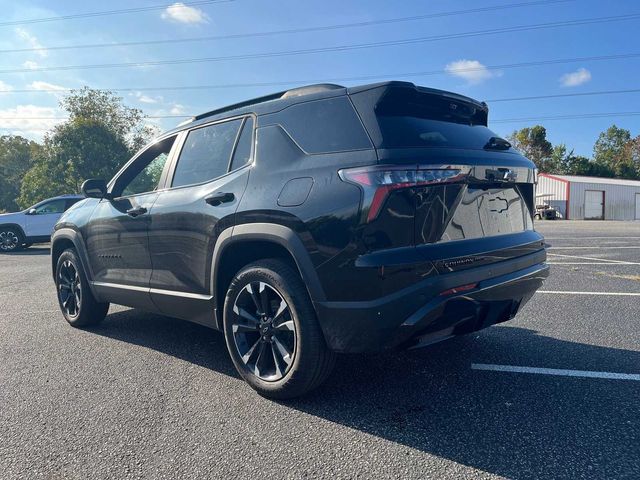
[537,290,640,296]
[472,364,640,381]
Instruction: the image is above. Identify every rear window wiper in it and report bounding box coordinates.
[484,137,511,150]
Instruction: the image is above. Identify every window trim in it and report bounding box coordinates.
[107,133,180,201]
[165,114,255,191]
[32,198,67,215]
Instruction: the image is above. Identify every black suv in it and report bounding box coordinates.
[52,82,548,398]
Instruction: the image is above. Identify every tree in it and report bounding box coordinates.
[0,135,41,212]
[550,143,606,176]
[508,125,554,172]
[18,88,157,208]
[593,125,635,178]
[623,135,640,178]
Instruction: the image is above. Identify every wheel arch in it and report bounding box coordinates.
[211,223,325,330]
[51,228,99,298]
[0,223,26,240]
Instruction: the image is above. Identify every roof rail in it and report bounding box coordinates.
[192,83,345,121]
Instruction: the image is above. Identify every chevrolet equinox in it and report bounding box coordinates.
[51,82,549,398]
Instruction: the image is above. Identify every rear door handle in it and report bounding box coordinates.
[205,192,235,206]
[126,206,147,217]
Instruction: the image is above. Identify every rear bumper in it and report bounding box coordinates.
[314,251,549,353]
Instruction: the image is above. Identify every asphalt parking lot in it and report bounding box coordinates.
[1,221,638,479]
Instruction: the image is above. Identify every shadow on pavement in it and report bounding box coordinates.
[91,310,639,479]
[2,246,50,256]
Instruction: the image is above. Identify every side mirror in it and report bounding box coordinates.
[27,208,37,215]
[81,178,109,199]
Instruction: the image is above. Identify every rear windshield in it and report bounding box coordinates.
[377,116,504,150]
[350,85,510,151]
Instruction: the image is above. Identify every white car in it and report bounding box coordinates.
[0,195,84,252]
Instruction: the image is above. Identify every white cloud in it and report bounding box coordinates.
[28,80,67,92]
[170,104,186,115]
[0,104,62,137]
[161,2,208,23]
[26,81,68,99]
[15,27,47,58]
[138,94,158,104]
[0,80,13,93]
[560,68,591,87]
[22,60,39,70]
[444,59,498,85]
[131,91,163,104]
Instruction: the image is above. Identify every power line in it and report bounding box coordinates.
[4,111,640,123]
[492,111,640,123]
[0,0,575,54]
[3,52,640,94]
[1,13,639,74]
[0,0,233,28]
[0,115,189,120]
[8,80,640,106]
[486,88,640,102]
[3,110,640,133]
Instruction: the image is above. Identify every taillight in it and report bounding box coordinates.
[439,282,478,296]
[338,165,462,222]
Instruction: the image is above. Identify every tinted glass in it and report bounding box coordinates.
[34,199,66,214]
[172,119,242,188]
[350,86,508,150]
[439,187,533,242]
[377,116,503,150]
[230,117,254,171]
[277,97,371,154]
[119,136,176,197]
[65,198,81,211]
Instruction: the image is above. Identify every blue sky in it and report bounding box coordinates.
[0,0,638,156]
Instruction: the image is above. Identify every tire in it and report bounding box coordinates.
[223,259,336,399]
[0,227,24,252]
[55,249,109,327]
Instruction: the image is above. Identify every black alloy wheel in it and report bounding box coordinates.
[230,281,296,381]
[57,259,82,319]
[223,259,336,399]
[55,249,109,327]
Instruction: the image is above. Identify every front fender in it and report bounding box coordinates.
[51,228,99,299]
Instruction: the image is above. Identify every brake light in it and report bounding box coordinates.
[439,283,478,296]
[338,165,462,222]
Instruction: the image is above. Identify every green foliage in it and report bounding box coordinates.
[0,135,41,212]
[18,88,156,208]
[509,124,639,180]
[507,125,554,172]
[593,125,635,178]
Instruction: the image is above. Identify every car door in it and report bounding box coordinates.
[147,116,254,326]
[83,135,179,311]
[25,198,67,238]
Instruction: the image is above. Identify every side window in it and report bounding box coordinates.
[64,198,81,211]
[230,117,254,171]
[116,136,176,198]
[273,97,372,154]
[172,119,243,188]
[34,199,66,214]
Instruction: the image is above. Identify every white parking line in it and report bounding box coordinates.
[543,237,640,240]
[537,290,640,296]
[548,246,640,249]
[547,262,638,265]
[471,363,640,381]
[546,253,640,264]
